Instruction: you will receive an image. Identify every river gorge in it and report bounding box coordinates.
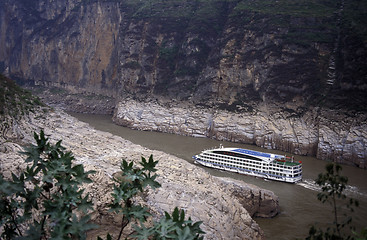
[70,112,367,239]
[1,98,367,239]
[1,0,367,238]
[0,108,274,239]
[1,0,367,168]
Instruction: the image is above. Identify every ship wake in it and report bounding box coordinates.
[297,179,367,198]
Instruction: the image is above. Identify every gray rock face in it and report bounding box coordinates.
[0,109,281,239]
[1,0,366,169]
[218,178,279,218]
[316,112,367,168]
[1,0,366,111]
[113,99,367,168]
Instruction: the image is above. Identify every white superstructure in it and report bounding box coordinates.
[193,145,302,183]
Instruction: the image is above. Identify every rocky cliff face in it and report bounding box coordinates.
[113,99,367,168]
[0,0,366,167]
[0,0,121,96]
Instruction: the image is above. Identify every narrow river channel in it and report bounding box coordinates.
[70,112,367,240]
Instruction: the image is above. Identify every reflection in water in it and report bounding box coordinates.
[70,112,367,240]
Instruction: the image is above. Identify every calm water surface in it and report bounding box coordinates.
[70,112,367,240]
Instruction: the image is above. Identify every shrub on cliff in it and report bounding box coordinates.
[0,74,44,118]
[306,163,366,240]
[0,130,205,239]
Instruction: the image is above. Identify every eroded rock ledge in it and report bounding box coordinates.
[0,109,280,239]
[113,99,367,168]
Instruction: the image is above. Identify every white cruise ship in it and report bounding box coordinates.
[193,145,302,183]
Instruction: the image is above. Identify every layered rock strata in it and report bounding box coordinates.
[1,0,366,169]
[113,99,367,168]
[0,108,280,239]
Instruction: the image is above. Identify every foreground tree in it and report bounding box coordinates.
[105,156,205,240]
[306,163,363,240]
[0,130,96,239]
[0,130,205,239]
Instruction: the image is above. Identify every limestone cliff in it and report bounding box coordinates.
[1,0,366,107]
[113,99,367,168]
[0,0,366,167]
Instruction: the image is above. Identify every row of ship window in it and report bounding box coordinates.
[267,172,290,177]
[202,158,298,175]
[203,153,261,165]
[202,159,297,177]
[204,159,255,168]
[202,155,260,167]
[203,159,261,172]
[202,154,297,171]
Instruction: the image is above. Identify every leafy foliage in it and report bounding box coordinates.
[0,130,96,239]
[105,155,205,240]
[133,207,205,240]
[0,130,205,239]
[306,163,361,240]
[0,74,44,117]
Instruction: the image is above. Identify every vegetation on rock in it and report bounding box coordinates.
[307,163,366,239]
[0,130,205,239]
[0,130,96,239]
[0,74,44,118]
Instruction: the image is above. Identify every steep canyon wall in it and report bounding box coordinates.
[113,99,366,168]
[1,0,366,167]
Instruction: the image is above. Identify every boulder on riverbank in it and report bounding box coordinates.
[0,108,280,239]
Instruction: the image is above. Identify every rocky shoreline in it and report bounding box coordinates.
[113,98,367,169]
[26,87,367,169]
[0,108,279,239]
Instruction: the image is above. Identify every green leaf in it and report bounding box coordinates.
[0,175,24,196]
[72,164,95,183]
[142,173,161,189]
[132,224,155,240]
[124,204,151,224]
[75,194,93,213]
[23,186,42,212]
[173,207,183,223]
[34,130,49,153]
[187,220,205,237]
[67,214,98,239]
[111,182,139,204]
[176,226,196,240]
[140,154,159,172]
[121,159,134,172]
[154,217,178,239]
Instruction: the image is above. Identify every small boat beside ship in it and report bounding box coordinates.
[193,145,302,183]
